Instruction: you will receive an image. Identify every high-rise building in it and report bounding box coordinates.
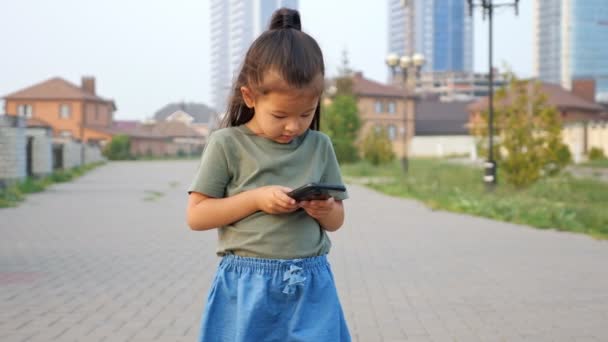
[388,0,473,73]
[534,0,608,102]
[209,0,298,116]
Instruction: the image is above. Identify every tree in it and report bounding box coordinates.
[102,134,132,160]
[322,95,360,163]
[361,127,395,166]
[321,48,361,163]
[473,74,571,187]
[334,49,353,96]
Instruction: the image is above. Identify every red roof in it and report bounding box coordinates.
[123,121,203,139]
[468,80,604,113]
[352,72,405,98]
[112,120,140,132]
[3,77,116,109]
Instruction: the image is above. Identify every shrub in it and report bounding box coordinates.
[589,147,605,161]
[361,127,395,165]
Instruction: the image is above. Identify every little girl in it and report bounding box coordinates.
[187,8,351,342]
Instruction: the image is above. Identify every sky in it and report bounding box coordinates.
[0,0,533,121]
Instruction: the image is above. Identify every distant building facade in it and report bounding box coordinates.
[2,76,116,144]
[351,72,410,158]
[416,71,509,102]
[388,0,473,73]
[410,100,474,157]
[153,102,215,138]
[533,0,608,101]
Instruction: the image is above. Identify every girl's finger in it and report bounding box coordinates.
[276,201,297,212]
[274,190,296,206]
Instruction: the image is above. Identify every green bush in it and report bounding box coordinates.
[361,127,395,166]
[49,170,74,183]
[332,138,359,164]
[0,184,24,206]
[322,95,361,164]
[103,134,132,160]
[474,75,570,187]
[18,177,50,194]
[544,143,572,176]
[589,147,605,161]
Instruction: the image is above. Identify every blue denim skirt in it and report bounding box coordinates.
[198,254,351,342]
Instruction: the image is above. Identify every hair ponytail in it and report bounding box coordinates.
[269,8,301,31]
[221,8,324,130]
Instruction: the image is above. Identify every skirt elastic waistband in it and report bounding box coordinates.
[220,253,328,274]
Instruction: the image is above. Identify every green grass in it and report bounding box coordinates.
[143,190,164,202]
[342,159,608,239]
[580,159,608,168]
[0,162,105,208]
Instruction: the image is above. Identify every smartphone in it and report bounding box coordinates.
[287,183,346,202]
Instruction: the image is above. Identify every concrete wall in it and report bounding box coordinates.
[410,135,476,158]
[26,127,53,177]
[588,121,608,155]
[53,138,83,169]
[562,123,586,163]
[84,143,105,164]
[0,115,26,185]
[65,140,82,169]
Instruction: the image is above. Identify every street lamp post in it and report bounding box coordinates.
[386,52,425,173]
[468,0,519,189]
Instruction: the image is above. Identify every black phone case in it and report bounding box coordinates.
[287,183,346,202]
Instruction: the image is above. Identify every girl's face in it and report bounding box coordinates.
[241,85,319,144]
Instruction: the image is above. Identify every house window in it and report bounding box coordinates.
[388,101,396,114]
[388,125,397,140]
[17,104,33,118]
[59,104,71,119]
[60,130,72,137]
[374,101,383,113]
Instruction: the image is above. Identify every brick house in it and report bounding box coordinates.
[2,76,116,144]
[411,100,474,157]
[153,101,216,138]
[124,121,204,157]
[351,72,410,158]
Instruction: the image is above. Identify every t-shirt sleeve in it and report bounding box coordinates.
[187,133,230,198]
[321,135,349,201]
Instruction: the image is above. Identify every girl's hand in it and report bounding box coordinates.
[299,197,336,220]
[255,186,299,215]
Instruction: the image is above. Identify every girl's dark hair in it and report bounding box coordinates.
[221,8,325,130]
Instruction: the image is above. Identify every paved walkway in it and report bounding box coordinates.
[1,161,607,342]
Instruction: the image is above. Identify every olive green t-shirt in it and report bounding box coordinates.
[188,124,348,259]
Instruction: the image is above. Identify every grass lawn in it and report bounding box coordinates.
[580,159,608,168]
[0,162,105,208]
[342,159,608,240]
